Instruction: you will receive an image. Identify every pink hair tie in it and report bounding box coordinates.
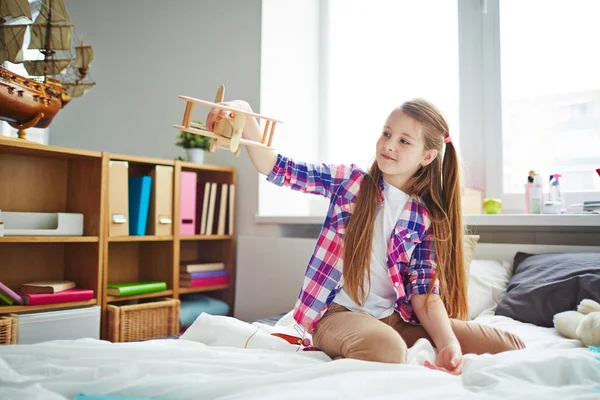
[444,135,452,144]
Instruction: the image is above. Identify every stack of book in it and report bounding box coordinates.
[19,280,94,305]
[0,281,23,305]
[180,262,229,288]
[106,281,167,297]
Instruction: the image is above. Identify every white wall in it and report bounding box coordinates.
[52,0,260,161]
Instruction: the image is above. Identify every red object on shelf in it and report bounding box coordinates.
[181,276,230,288]
[22,288,94,305]
[596,168,600,177]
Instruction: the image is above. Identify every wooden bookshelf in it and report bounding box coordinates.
[0,299,98,314]
[108,235,174,242]
[0,137,105,324]
[0,139,236,343]
[106,290,173,303]
[179,234,233,241]
[0,236,99,243]
[178,284,230,295]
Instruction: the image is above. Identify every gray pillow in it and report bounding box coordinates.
[495,252,600,327]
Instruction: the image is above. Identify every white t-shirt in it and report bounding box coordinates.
[334,179,410,319]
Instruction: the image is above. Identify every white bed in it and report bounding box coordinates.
[1,244,599,400]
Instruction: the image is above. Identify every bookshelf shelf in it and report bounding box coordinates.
[178,284,230,295]
[0,141,236,344]
[0,236,99,243]
[0,299,98,314]
[179,235,233,241]
[108,235,174,242]
[106,290,173,303]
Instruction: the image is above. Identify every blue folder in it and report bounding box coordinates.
[128,176,152,236]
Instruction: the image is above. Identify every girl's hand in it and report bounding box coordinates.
[424,342,463,375]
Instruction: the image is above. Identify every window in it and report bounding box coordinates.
[258,0,600,220]
[499,0,600,204]
[325,0,459,169]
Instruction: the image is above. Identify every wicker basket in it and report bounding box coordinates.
[107,298,180,343]
[0,315,18,345]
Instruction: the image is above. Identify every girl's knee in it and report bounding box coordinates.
[346,329,408,364]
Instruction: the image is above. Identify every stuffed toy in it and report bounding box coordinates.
[553,299,600,346]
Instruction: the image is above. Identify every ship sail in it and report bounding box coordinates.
[75,43,93,70]
[0,24,28,63]
[23,58,71,75]
[29,22,73,51]
[64,81,95,98]
[0,0,33,21]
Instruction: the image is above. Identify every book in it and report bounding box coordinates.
[217,183,228,235]
[180,269,229,280]
[180,262,225,273]
[20,280,76,294]
[200,181,211,235]
[22,288,94,305]
[179,275,230,288]
[228,183,235,235]
[106,281,167,297]
[0,281,24,304]
[206,182,217,234]
[0,291,14,305]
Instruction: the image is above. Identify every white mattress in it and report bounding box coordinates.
[0,311,599,400]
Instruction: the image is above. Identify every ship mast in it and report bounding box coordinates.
[41,0,54,78]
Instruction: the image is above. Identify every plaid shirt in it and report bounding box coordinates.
[267,154,440,333]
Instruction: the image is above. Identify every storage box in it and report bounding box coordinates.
[12,306,100,344]
[0,210,84,236]
[107,298,180,342]
[0,315,18,344]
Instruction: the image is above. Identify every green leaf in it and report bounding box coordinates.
[175,120,212,150]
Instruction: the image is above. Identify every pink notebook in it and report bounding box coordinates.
[22,288,94,305]
[179,171,197,235]
[180,276,230,288]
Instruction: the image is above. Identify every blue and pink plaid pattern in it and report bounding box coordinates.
[267,154,440,333]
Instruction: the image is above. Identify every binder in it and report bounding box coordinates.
[148,165,173,236]
[108,161,129,236]
[179,171,197,235]
[128,176,152,236]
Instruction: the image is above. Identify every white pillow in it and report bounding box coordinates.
[467,259,513,320]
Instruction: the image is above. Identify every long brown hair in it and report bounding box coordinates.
[343,99,468,320]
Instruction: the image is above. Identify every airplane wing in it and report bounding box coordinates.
[178,96,283,123]
[173,124,276,150]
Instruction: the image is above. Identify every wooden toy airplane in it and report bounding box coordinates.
[173,85,283,157]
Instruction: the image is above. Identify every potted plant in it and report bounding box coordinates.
[176,120,211,164]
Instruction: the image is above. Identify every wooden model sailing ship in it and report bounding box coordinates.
[0,0,95,139]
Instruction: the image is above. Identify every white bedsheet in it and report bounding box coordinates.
[0,312,599,400]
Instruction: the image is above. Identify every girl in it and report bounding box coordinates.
[206,98,525,375]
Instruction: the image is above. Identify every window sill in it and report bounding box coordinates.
[465,214,600,227]
[256,213,600,227]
